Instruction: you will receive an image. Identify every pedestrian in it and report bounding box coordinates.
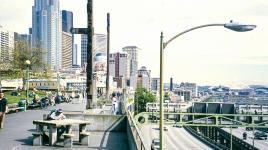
[0,91,8,129]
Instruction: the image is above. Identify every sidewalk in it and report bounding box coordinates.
[0,99,129,150]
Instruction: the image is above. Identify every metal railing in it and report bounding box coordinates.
[127,110,148,150]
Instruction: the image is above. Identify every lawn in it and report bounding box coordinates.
[4,90,46,104]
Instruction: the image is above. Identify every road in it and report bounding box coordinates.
[141,124,212,150]
[222,127,268,150]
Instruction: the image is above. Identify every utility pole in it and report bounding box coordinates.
[71,0,94,109]
[106,13,110,100]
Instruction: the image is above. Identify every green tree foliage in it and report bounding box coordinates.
[13,41,46,72]
[134,87,156,115]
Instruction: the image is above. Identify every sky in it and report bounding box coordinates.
[1,0,268,87]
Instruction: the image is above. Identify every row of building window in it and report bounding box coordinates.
[31,82,55,86]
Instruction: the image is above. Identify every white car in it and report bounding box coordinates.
[151,138,160,150]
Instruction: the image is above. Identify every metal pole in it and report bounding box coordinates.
[160,32,164,150]
[230,127,232,150]
[106,13,110,100]
[253,127,255,148]
[86,0,94,109]
[57,73,60,92]
[26,66,29,111]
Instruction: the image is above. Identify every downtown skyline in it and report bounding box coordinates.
[1,0,268,86]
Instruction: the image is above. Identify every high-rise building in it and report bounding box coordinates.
[14,32,32,50]
[32,0,62,70]
[61,10,73,33]
[109,52,130,88]
[61,32,72,69]
[73,44,78,66]
[122,46,139,76]
[137,66,151,91]
[81,34,107,68]
[179,82,198,98]
[0,26,14,62]
[151,78,160,92]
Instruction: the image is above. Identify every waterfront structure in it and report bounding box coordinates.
[61,32,72,69]
[32,0,62,70]
[0,26,14,62]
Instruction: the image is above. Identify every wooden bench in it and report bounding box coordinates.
[62,133,75,148]
[80,132,90,146]
[32,132,43,146]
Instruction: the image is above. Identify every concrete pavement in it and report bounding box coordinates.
[0,99,129,150]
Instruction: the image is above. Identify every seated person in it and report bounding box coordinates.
[32,95,40,104]
[47,109,66,120]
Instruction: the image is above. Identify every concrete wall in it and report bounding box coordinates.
[65,113,127,132]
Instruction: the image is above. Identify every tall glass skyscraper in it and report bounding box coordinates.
[61,10,73,33]
[32,0,62,70]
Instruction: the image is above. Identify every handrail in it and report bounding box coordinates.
[127,110,148,150]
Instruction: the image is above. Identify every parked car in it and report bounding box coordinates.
[164,126,168,131]
[151,138,160,150]
[254,131,267,140]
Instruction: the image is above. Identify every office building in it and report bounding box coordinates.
[137,66,151,91]
[179,82,198,98]
[0,26,14,62]
[73,44,78,66]
[61,10,73,33]
[122,46,139,76]
[81,34,107,67]
[32,0,62,70]
[151,78,160,92]
[109,52,130,88]
[61,32,72,69]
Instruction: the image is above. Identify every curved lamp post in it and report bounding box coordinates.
[25,60,31,111]
[159,20,256,150]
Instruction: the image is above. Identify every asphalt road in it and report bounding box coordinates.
[222,127,268,150]
[141,124,212,150]
[0,98,129,150]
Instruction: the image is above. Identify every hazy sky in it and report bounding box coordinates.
[1,0,268,86]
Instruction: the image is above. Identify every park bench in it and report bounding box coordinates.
[62,133,75,148]
[80,131,90,146]
[32,132,43,146]
[7,103,25,113]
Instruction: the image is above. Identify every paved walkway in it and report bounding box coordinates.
[0,99,129,150]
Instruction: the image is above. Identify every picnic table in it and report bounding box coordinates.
[33,119,90,146]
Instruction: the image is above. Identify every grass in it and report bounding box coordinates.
[4,90,46,104]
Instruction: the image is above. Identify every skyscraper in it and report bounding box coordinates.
[81,34,107,67]
[32,0,62,70]
[61,10,73,69]
[61,32,72,69]
[0,26,14,62]
[122,46,139,76]
[109,52,130,88]
[61,10,73,33]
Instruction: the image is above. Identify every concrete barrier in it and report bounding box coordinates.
[64,113,127,132]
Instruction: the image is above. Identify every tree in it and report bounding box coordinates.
[134,87,156,115]
[0,41,51,90]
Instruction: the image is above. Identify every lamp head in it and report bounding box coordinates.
[224,20,256,32]
[25,60,31,65]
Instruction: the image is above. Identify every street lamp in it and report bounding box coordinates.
[25,60,31,111]
[159,20,256,150]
